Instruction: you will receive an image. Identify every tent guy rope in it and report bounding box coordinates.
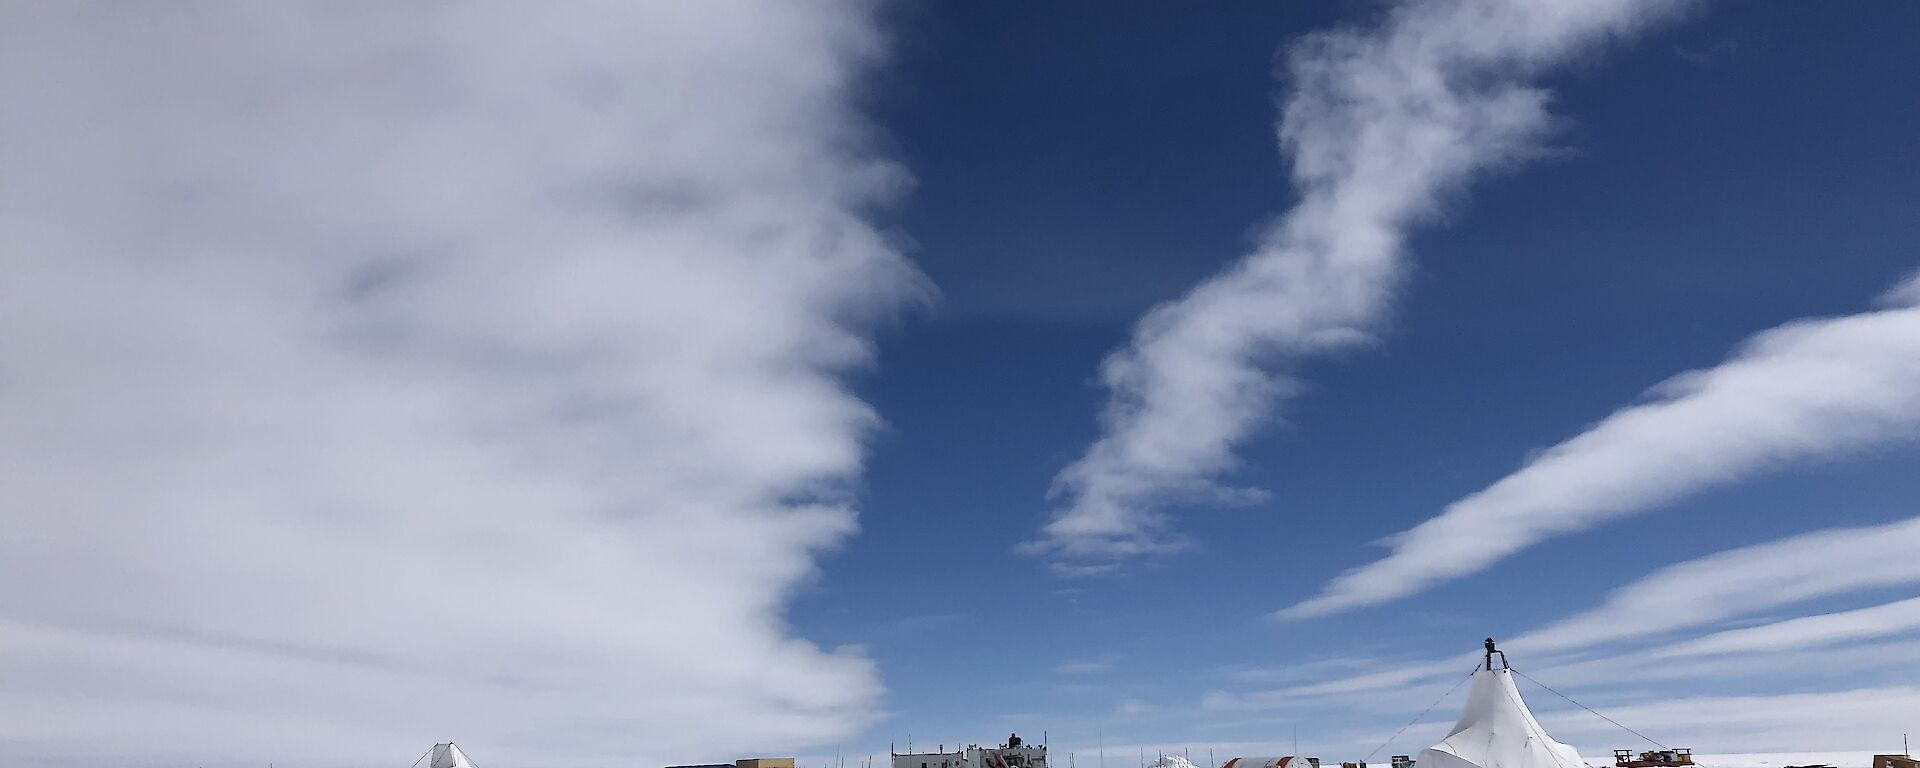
[1509,667,1675,753]
[1364,664,1481,762]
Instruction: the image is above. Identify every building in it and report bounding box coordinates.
[894,734,1047,768]
[1222,756,1318,768]
[669,758,797,768]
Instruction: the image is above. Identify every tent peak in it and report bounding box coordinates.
[1482,637,1509,671]
[431,742,477,768]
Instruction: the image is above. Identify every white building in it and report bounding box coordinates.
[895,734,1048,768]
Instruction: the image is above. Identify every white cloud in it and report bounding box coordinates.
[1512,515,1920,653]
[1880,270,1920,307]
[1030,0,1685,564]
[1286,278,1920,617]
[1539,687,1920,754]
[1057,654,1123,676]
[1526,637,1920,694]
[1219,654,1391,685]
[1215,518,1920,714]
[1651,596,1920,659]
[1114,698,1161,719]
[1200,654,1478,714]
[0,3,916,767]
[1247,655,1478,703]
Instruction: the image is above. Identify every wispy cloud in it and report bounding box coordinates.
[1286,274,1920,617]
[1512,515,1920,652]
[1057,654,1124,676]
[1673,38,1738,67]
[1219,654,1390,685]
[1652,597,1920,659]
[1201,655,1476,713]
[1218,517,1920,712]
[1540,687,1920,754]
[0,3,915,767]
[1529,637,1920,695]
[1030,0,1685,565]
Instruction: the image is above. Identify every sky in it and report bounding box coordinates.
[3,2,1919,768]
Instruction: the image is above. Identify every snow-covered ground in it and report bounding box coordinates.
[1158,752,1886,768]
[1682,753,1881,768]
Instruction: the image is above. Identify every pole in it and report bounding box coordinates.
[1099,729,1105,768]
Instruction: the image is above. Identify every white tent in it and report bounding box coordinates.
[431,743,478,768]
[1414,667,1586,768]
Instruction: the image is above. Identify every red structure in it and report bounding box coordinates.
[1614,750,1693,768]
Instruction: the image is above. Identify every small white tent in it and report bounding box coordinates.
[431,743,478,768]
[1414,665,1585,768]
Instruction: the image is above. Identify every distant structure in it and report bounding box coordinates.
[894,734,1047,768]
[1613,750,1693,768]
[1874,756,1918,768]
[668,757,797,768]
[1221,756,1319,768]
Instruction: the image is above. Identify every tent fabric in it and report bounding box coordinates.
[1414,669,1586,768]
[432,743,477,768]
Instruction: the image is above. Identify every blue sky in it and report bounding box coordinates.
[798,0,1920,762]
[4,2,1919,768]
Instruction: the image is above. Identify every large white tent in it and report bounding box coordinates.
[1414,665,1586,768]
